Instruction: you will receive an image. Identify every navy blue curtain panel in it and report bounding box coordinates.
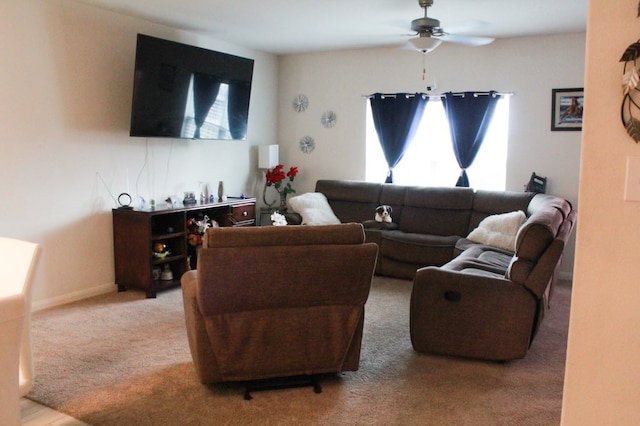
[369,93,428,183]
[442,91,499,187]
[227,81,251,140]
[192,73,221,139]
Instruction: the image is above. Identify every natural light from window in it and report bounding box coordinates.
[365,96,509,191]
[181,80,232,139]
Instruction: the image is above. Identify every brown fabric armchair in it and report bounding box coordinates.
[181,223,378,388]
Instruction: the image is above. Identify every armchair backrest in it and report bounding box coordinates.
[202,222,366,248]
[193,223,378,382]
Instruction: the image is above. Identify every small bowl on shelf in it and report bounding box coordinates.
[153,250,170,259]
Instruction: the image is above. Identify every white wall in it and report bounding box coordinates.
[0,1,583,302]
[0,0,279,307]
[5,1,628,422]
[562,0,640,424]
[278,33,585,278]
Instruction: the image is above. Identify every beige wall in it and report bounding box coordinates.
[278,33,585,278]
[4,0,632,422]
[0,3,584,301]
[562,0,640,423]
[0,1,585,304]
[0,0,279,307]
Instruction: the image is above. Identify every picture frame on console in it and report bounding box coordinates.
[551,88,584,131]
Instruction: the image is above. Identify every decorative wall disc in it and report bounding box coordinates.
[299,135,315,153]
[321,110,337,128]
[292,94,309,112]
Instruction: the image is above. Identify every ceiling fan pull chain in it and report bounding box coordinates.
[422,53,426,80]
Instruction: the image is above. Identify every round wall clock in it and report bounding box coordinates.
[292,94,309,112]
[299,135,315,153]
[321,110,337,128]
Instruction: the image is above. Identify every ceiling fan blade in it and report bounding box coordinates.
[438,33,495,47]
[444,20,492,35]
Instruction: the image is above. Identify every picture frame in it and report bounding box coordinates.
[551,88,584,131]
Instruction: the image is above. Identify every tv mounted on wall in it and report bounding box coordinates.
[130,34,254,140]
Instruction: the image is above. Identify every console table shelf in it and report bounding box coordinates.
[112,197,256,298]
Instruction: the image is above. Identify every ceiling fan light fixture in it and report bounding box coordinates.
[409,35,442,53]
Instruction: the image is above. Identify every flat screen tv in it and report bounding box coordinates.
[130,34,254,140]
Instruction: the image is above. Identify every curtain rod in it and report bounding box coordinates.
[361,91,514,100]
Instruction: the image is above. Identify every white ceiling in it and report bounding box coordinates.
[75,0,588,55]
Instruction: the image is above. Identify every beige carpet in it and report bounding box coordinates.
[27,277,571,425]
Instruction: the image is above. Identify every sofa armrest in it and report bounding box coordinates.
[362,220,399,230]
[181,271,221,384]
[510,210,577,297]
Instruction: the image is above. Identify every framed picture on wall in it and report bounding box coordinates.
[551,88,584,131]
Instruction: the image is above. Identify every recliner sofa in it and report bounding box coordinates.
[302,179,576,360]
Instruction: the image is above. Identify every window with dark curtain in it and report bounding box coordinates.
[369,93,428,183]
[192,73,221,139]
[227,81,251,140]
[442,91,500,187]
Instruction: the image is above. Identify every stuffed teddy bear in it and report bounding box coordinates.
[374,205,393,223]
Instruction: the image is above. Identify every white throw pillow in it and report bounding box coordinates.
[467,210,527,252]
[289,192,341,225]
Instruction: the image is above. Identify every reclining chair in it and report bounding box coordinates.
[410,205,576,361]
[181,223,377,398]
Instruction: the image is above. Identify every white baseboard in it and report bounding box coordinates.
[31,270,573,311]
[32,283,116,312]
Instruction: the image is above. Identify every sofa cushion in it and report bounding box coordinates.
[315,179,381,203]
[315,180,381,223]
[400,187,474,236]
[379,184,408,225]
[442,245,513,276]
[289,192,341,225]
[467,210,526,252]
[380,231,459,266]
[469,190,534,232]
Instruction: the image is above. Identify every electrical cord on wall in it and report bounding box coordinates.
[133,139,150,206]
[97,138,176,209]
[96,171,118,207]
[163,139,174,199]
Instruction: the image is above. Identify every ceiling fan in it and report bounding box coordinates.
[407,0,495,53]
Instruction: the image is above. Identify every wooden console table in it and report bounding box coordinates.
[112,197,255,298]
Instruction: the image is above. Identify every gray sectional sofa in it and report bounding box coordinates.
[305,179,576,361]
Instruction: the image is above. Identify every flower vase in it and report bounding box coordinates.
[278,191,288,212]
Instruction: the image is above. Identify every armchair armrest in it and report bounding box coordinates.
[181,271,221,384]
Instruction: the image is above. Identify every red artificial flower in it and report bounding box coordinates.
[265,164,298,195]
[265,164,286,186]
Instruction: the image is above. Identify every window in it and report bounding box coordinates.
[181,80,232,139]
[365,96,509,190]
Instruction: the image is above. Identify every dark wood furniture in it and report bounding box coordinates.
[112,198,255,298]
